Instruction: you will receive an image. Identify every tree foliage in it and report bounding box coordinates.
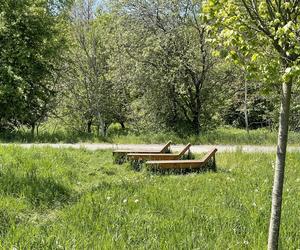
[109,0,232,134]
[60,0,131,135]
[0,0,70,134]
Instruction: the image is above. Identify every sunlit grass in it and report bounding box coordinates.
[0,146,299,249]
[1,124,300,145]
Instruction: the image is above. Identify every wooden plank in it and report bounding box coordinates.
[146,160,205,169]
[160,141,172,153]
[127,143,191,161]
[147,159,205,164]
[112,141,172,155]
[113,150,161,156]
[146,148,218,170]
[178,143,192,157]
[127,153,179,161]
[202,148,218,164]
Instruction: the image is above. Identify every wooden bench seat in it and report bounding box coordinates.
[112,141,172,156]
[146,148,217,170]
[127,143,191,161]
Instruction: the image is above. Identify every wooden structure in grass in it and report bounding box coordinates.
[146,148,217,170]
[112,141,172,156]
[127,143,192,161]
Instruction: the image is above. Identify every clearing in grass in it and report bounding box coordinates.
[0,146,299,249]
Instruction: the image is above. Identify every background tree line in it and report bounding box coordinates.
[0,0,299,137]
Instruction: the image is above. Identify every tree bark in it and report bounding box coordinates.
[268,80,292,250]
[120,122,125,129]
[98,116,108,137]
[100,122,108,137]
[87,120,92,133]
[36,124,39,137]
[244,81,249,134]
[191,79,201,135]
[192,115,200,135]
[102,124,108,137]
[31,123,35,138]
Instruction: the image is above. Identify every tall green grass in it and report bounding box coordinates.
[1,125,300,145]
[111,127,300,145]
[0,146,299,248]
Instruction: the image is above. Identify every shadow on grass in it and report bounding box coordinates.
[0,169,74,208]
[148,166,218,176]
[128,159,218,175]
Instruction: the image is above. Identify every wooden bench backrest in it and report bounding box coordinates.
[177,143,192,158]
[160,141,172,153]
[201,148,218,163]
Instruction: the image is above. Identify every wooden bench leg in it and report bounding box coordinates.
[113,153,127,165]
[211,155,217,172]
[131,159,144,171]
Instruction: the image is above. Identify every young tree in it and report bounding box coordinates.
[205,0,299,248]
[61,0,131,135]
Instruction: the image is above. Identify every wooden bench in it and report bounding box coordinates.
[112,141,172,156]
[146,148,218,171]
[127,143,192,161]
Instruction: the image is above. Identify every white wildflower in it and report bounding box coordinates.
[272,162,275,169]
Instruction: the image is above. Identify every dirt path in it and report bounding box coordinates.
[1,143,300,153]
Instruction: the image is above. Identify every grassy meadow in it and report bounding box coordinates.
[0,146,299,249]
[1,123,300,146]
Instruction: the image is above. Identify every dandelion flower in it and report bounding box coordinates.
[243,240,249,245]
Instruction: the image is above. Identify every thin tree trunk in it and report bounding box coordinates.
[268,81,292,250]
[98,116,107,137]
[96,125,100,136]
[244,81,249,134]
[192,84,201,135]
[31,123,35,138]
[103,124,108,137]
[120,122,125,129]
[192,115,200,135]
[36,124,39,137]
[87,120,92,133]
[100,121,107,137]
